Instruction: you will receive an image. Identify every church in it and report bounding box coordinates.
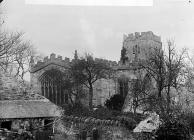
[30,31,162,109]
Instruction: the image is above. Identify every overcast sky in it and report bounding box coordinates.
[1,0,194,61]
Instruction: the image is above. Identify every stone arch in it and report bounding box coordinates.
[38,69,68,106]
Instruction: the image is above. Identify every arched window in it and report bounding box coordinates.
[39,69,67,106]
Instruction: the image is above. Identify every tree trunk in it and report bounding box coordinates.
[167,84,171,114]
[167,44,172,114]
[89,84,93,110]
[158,82,164,115]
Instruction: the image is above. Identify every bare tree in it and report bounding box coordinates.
[62,72,86,105]
[68,53,112,110]
[130,72,154,114]
[164,40,186,112]
[140,40,186,115]
[0,30,38,82]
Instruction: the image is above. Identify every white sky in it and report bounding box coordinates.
[1,0,194,62]
[25,0,153,6]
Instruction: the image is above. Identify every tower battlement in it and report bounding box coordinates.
[31,53,119,73]
[123,31,161,43]
[31,53,70,73]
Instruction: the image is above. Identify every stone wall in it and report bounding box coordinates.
[0,71,31,100]
[93,78,117,106]
[54,115,135,140]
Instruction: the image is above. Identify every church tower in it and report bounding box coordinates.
[120,31,162,65]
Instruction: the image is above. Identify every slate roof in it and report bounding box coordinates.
[0,90,45,100]
[0,99,61,119]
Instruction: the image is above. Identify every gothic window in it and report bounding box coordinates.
[39,69,66,106]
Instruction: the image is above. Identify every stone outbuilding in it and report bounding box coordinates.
[0,99,61,132]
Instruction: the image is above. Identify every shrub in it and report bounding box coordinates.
[117,116,137,130]
[181,112,194,134]
[155,117,190,140]
[105,94,125,111]
[92,106,113,120]
[62,102,91,117]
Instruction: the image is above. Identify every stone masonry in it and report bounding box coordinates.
[122,31,162,63]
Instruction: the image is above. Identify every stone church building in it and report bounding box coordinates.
[30,31,162,108]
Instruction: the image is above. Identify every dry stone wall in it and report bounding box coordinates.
[54,115,135,140]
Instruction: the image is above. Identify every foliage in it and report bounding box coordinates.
[62,76,86,105]
[105,94,125,111]
[63,104,114,120]
[181,112,194,133]
[118,116,137,130]
[0,131,33,140]
[62,102,92,117]
[133,132,155,140]
[155,116,190,140]
[92,106,113,120]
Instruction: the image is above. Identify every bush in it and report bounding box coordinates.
[62,102,91,117]
[182,112,194,133]
[117,116,137,130]
[105,94,125,111]
[155,117,190,140]
[92,106,113,120]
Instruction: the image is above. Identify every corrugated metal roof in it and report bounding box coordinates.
[0,99,61,119]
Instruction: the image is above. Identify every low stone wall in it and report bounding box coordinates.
[54,115,135,140]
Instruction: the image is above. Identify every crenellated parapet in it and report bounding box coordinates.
[31,53,120,73]
[123,31,161,43]
[30,53,70,73]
